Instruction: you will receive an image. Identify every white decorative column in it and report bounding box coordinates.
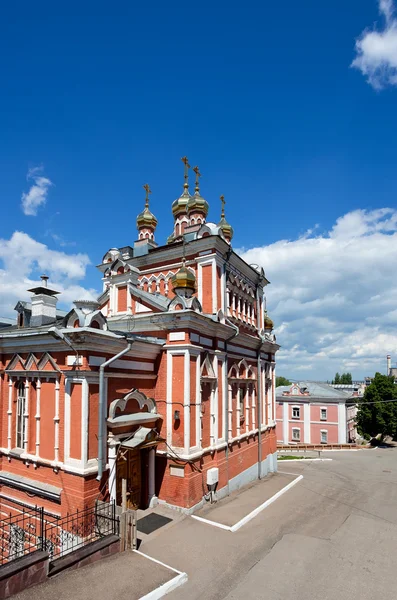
[304,403,311,443]
[24,379,30,453]
[211,355,218,446]
[183,350,190,453]
[108,438,118,502]
[148,447,157,507]
[283,402,288,443]
[7,378,13,450]
[338,403,347,444]
[228,385,233,438]
[35,378,41,457]
[245,385,249,433]
[54,379,60,462]
[251,385,256,430]
[236,386,241,436]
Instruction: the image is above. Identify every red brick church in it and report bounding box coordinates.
[0,158,279,519]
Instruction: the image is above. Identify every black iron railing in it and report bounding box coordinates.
[44,501,119,560]
[0,501,118,566]
[0,505,45,565]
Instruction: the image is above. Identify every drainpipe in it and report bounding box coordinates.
[97,342,133,481]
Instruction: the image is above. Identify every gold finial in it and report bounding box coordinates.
[193,166,201,194]
[143,183,151,209]
[181,156,190,189]
[220,194,226,218]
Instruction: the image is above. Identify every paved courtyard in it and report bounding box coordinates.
[13,449,397,599]
[144,448,397,599]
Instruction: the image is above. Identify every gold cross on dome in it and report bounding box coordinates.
[193,166,201,192]
[220,194,226,218]
[143,183,151,207]
[181,156,190,182]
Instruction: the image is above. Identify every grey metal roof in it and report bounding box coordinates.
[276,381,352,401]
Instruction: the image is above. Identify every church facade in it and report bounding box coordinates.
[0,159,278,518]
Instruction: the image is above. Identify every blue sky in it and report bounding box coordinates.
[1,0,397,380]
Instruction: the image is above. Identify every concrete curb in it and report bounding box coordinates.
[134,550,188,600]
[191,474,303,533]
[278,458,333,462]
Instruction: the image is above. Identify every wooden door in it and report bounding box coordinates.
[116,448,141,509]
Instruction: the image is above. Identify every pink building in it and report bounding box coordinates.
[276,382,354,445]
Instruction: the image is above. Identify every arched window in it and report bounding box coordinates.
[16,382,26,448]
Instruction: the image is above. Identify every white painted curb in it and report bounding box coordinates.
[135,550,188,600]
[191,474,303,533]
[278,458,332,462]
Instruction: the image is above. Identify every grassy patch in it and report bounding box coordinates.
[278,455,305,460]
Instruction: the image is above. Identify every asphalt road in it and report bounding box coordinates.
[142,449,397,600]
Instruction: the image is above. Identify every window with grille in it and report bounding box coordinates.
[321,430,328,444]
[320,408,327,421]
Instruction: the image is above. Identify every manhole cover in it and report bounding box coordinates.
[137,513,172,535]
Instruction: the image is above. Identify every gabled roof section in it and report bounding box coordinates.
[25,353,40,371]
[37,353,61,372]
[130,285,169,312]
[7,354,26,371]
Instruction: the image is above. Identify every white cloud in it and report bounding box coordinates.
[21,166,53,216]
[239,208,397,380]
[0,231,97,319]
[352,0,397,89]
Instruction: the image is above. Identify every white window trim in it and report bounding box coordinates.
[320,429,328,443]
[292,427,301,441]
[292,405,301,419]
[320,407,327,421]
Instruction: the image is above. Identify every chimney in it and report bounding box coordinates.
[28,275,60,327]
[387,355,392,376]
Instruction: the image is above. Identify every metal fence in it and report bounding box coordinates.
[44,501,119,560]
[0,501,119,566]
[0,505,45,565]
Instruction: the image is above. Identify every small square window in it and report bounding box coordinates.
[321,431,328,444]
[292,428,300,441]
[320,409,327,421]
[292,407,300,419]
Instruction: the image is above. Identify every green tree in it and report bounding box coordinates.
[334,372,341,384]
[356,373,397,439]
[276,376,291,387]
[340,373,352,384]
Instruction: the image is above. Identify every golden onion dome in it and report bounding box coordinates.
[218,216,234,241]
[187,192,209,216]
[137,184,158,231]
[171,260,196,293]
[187,166,209,216]
[217,195,234,241]
[264,313,274,330]
[136,206,158,230]
[172,186,191,217]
